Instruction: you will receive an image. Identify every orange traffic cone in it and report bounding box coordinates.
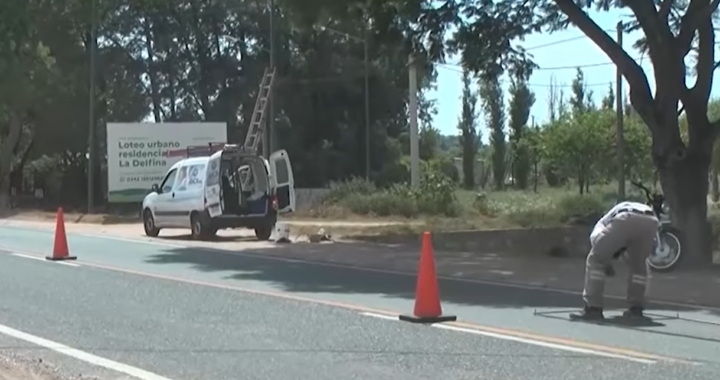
[399,232,456,324]
[46,208,76,261]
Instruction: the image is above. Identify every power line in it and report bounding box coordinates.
[447,28,641,72]
[436,64,614,87]
[536,61,621,71]
[440,54,648,72]
[523,29,615,51]
[525,35,588,50]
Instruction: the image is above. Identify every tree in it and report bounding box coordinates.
[480,72,506,189]
[538,0,720,266]
[0,0,57,208]
[0,0,464,206]
[524,123,542,192]
[557,88,568,118]
[547,75,560,122]
[708,99,720,202]
[541,111,612,194]
[508,72,536,189]
[457,69,480,189]
[419,125,440,161]
[601,82,615,110]
[569,67,587,114]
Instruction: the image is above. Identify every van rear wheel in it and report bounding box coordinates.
[254,224,273,241]
[191,212,216,240]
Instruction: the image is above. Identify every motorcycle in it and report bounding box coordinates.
[630,181,683,272]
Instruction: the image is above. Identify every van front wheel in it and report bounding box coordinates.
[191,212,216,240]
[143,209,160,237]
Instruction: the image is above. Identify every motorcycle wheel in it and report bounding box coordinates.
[647,227,682,272]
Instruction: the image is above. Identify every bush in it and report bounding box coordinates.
[415,172,460,216]
[495,192,561,227]
[480,189,612,228]
[505,208,561,228]
[326,172,460,218]
[339,191,415,217]
[555,194,607,224]
[325,177,376,204]
[472,193,496,216]
[426,156,460,183]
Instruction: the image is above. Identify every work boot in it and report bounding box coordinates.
[570,305,604,321]
[623,306,645,319]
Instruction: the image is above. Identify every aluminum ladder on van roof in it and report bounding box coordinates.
[243,67,276,154]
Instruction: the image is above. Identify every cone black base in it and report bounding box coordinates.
[399,314,457,324]
[46,256,77,261]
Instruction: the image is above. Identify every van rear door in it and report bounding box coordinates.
[269,149,295,214]
[204,153,222,217]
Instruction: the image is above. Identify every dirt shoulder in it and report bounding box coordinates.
[0,353,64,380]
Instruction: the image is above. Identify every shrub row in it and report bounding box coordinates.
[324,177,625,227]
[326,175,461,218]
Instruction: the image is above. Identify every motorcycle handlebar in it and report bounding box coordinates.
[630,181,652,200]
[630,180,666,215]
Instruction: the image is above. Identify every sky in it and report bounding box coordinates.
[427,8,720,140]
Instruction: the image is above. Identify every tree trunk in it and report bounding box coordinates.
[462,141,475,190]
[0,113,23,214]
[657,151,713,267]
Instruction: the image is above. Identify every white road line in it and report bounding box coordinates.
[11,253,80,267]
[360,312,400,321]
[11,253,45,262]
[56,261,80,267]
[431,323,657,365]
[0,323,175,380]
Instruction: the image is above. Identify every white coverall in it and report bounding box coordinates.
[583,201,660,309]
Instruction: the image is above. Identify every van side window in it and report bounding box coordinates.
[176,163,206,191]
[161,169,178,193]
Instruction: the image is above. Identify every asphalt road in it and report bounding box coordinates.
[0,225,719,379]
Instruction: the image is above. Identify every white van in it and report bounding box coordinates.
[141,144,295,240]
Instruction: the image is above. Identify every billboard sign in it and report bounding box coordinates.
[106,122,227,203]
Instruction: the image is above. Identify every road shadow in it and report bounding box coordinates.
[140,242,720,345]
[142,242,720,318]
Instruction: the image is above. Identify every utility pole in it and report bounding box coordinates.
[616,21,625,199]
[262,0,275,158]
[267,0,275,157]
[408,55,420,188]
[531,115,538,193]
[363,27,370,181]
[87,0,96,212]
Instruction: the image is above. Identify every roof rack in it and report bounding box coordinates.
[220,144,258,157]
[185,143,226,158]
[184,143,260,159]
